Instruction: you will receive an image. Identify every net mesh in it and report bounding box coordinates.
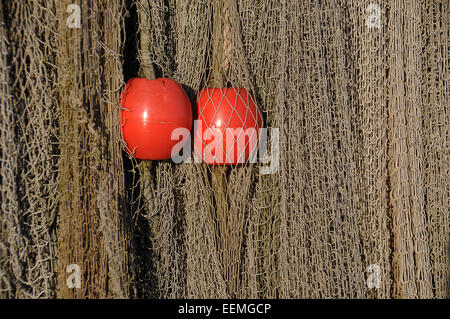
[0,0,448,299]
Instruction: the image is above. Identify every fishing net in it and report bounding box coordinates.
[0,0,448,299]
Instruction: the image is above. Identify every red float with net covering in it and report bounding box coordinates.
[194,87,263,165]
[120,78,192,160]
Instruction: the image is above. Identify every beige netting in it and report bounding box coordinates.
[55,0,133,298]
[1,0,59,298]
[0,0,448,299]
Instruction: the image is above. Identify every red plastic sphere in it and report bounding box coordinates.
[120,78,192,160]
[194,87,263,165]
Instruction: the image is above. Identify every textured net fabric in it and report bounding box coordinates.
[54,0,133,298]
[194,87,262,165]
[1,0,59,298]
[0,0,448,299]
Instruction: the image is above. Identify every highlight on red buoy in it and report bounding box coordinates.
[120,77,192,160]
[193,87,263,165]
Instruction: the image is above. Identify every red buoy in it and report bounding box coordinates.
[194,87,263,165]
[120,78,192,160]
